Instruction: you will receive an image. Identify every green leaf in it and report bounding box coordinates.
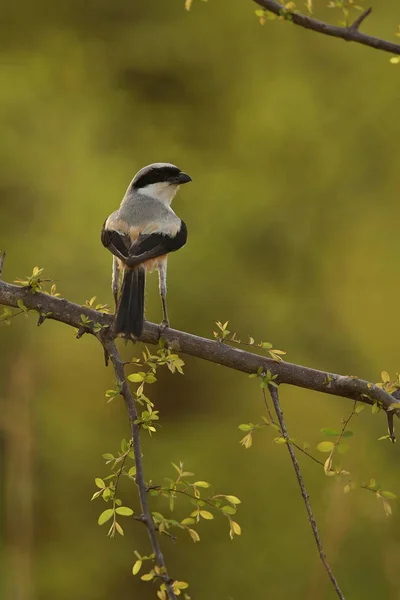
[98,509,114,525]
[181,517,195,526]
[128,373,145,383]
[221,505,236,515]
[95,478,105,489]
[224,495,241,505]
[174,581,189,590]
[238,424,253,432]
[320,428,340,436]
[316,441,334,453]
[102,453,114,461]
[381,491,397,499]
[193,481,210,488]
[341,431,354,438]
[132,560,142,575]
[115,522,124,536]
[274,437,287,444]
[199,510,214,520]
[141,572,154,582]
[17,299,27,312]
[116,506,134,516]
[188,528,200,542]
[231,520,241,536]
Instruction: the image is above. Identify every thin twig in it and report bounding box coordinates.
[261,386,325,466]
[0,251,6,279]
[254,0,400,56]
[103,338,177,600]
[268,384,345,600]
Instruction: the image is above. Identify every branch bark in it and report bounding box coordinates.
[103,339,177,600]
[253,0,400,56]
[0,278,399,413]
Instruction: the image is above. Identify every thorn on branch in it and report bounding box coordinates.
[387,412,396,443]
[349,7,372,31]
[37,314,47,327]
[0,251,6,279]
[76,327,88,339]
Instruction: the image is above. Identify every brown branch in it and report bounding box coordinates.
[253,0,400,56]
[268,385,345,600]
[0,278,399,415]
[102,338,177,600]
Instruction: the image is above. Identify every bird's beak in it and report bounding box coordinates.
[176,172,192,184]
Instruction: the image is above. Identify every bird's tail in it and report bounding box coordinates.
[114,267,145,338]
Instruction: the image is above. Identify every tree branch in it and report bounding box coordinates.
[103,339,177,600]
[268,385,345,600]
[0,278,399,414]
[253,0,400,56]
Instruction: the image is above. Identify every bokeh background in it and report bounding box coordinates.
[1,1,400,598]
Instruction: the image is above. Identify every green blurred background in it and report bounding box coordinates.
[1,1,400,598]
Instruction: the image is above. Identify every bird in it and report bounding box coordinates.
[101,162,191,339]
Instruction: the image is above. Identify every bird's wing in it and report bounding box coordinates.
[126,222,187,268]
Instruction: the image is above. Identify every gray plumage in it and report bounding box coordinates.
[101,162,191,338]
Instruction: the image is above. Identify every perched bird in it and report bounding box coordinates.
[101,162,191,338]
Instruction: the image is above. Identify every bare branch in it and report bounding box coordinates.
[268,385,345,600]
[0,279,399,414]
[103,338,177,600]
[253,0,400,56]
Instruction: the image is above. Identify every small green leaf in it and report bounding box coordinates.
[95,478,105,489]
[116,506,134,516]
[132,560,142,575]
[320,428,340,436]
[381,491,397,499]
[193,481,210,488]
[224,495,241,505]
[372,402,380,414]
[102,453,114,461]
[199,510,214,520]
[174,581,189,590]
[188,528,200,542]
[238,424,253,432]
[181,517,196,526]
[221,505,236,515]
[316,441,334,453]
[98,509,114,525]
[141,572,155,582]
[338,443,349,454]
[231,520,241,536]
[128,373,145,383]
